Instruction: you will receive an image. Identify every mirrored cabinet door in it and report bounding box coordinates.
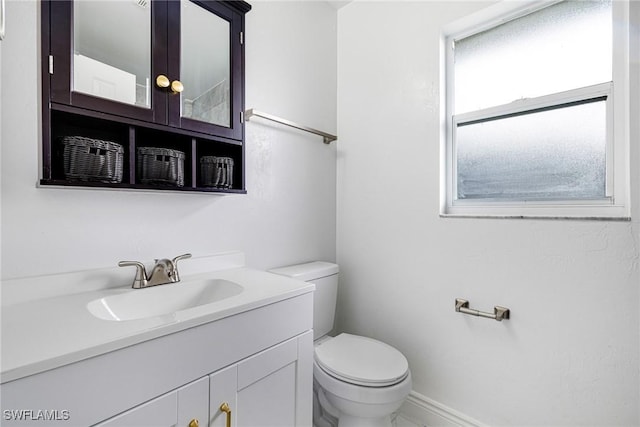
[167,0,245,141]
[49,0,167,124]
[73,0,152,109]
[180,0,230,127]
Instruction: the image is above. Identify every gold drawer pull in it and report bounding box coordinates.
[188,419,199,427]
[220,402,231,427]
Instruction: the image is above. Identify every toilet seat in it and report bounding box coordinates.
[314,333,409,387]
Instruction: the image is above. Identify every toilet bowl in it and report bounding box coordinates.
[313,333,412,427]
[269,262,412,427]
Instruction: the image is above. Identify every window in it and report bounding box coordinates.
[442,0,632,219]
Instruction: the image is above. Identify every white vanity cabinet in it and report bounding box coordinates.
[95,377,208,427]
[214,332,313,427]
[179,378,211,427]
[94,393,179,427]
[1,288,314,427]
[94,333,313,427]
[210,365,238,427]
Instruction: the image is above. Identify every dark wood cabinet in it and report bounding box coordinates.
[40,0,251,193]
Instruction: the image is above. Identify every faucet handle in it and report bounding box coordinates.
[173,253,192,264]
[171,253,192,282]
[118,260,148,289]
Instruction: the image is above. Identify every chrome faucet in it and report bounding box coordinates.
[118,253,192,289]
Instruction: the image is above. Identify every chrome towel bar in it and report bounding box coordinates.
[244,108,337,144]
[455,298,510,322]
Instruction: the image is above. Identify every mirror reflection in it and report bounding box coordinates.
[181,0,231,127]
[73,0,151,108]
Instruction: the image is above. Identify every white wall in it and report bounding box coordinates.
[4,0,639,423]
[336,1,640,425]
[0,0,337,279]
[0,2,3,280]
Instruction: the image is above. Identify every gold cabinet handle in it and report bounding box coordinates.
[156,74,170,88]
[156,76,183,94]
[219,402,231,427]
[170,80,184,94]
[188,419,199,427]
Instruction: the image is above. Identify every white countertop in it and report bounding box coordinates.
[1,254,314,384]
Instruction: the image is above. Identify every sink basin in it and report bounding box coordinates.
[87,279,243,321]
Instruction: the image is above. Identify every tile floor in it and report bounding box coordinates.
[393,413,423,427]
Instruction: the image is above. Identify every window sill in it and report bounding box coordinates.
[440,213,631,221]
[441,197,630,220]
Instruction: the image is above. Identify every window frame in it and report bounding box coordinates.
[440,0,631,219]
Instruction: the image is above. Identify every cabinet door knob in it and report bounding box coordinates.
[219,402,231,427]
[156,74,170,88]
[188,419,199,427]
[170,80,184,94]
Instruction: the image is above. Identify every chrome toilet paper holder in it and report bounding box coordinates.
[455,298,510,322]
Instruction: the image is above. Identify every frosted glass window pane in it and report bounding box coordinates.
[455,0,611,114]
[456,100,606,200]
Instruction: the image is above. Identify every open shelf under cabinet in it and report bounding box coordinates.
[41,107,246,194]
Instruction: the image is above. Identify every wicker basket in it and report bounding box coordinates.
[137,147,185,187]
[62,136,124,183]
[201,156,234,189]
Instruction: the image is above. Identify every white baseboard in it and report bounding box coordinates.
[398,391,487,427]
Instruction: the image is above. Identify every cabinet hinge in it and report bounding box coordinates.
[240,31,244,45]
[49,55,54,74]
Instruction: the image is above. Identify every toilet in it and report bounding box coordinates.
[270,262,412,427]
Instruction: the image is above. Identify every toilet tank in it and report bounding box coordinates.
[269,262,339,340]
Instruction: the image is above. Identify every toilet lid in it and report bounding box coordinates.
[314,333,409,387]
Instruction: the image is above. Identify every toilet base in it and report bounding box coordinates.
[314,378,405,427]
[314,381,339,427]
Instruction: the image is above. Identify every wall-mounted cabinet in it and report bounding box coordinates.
[40,0,251,193]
